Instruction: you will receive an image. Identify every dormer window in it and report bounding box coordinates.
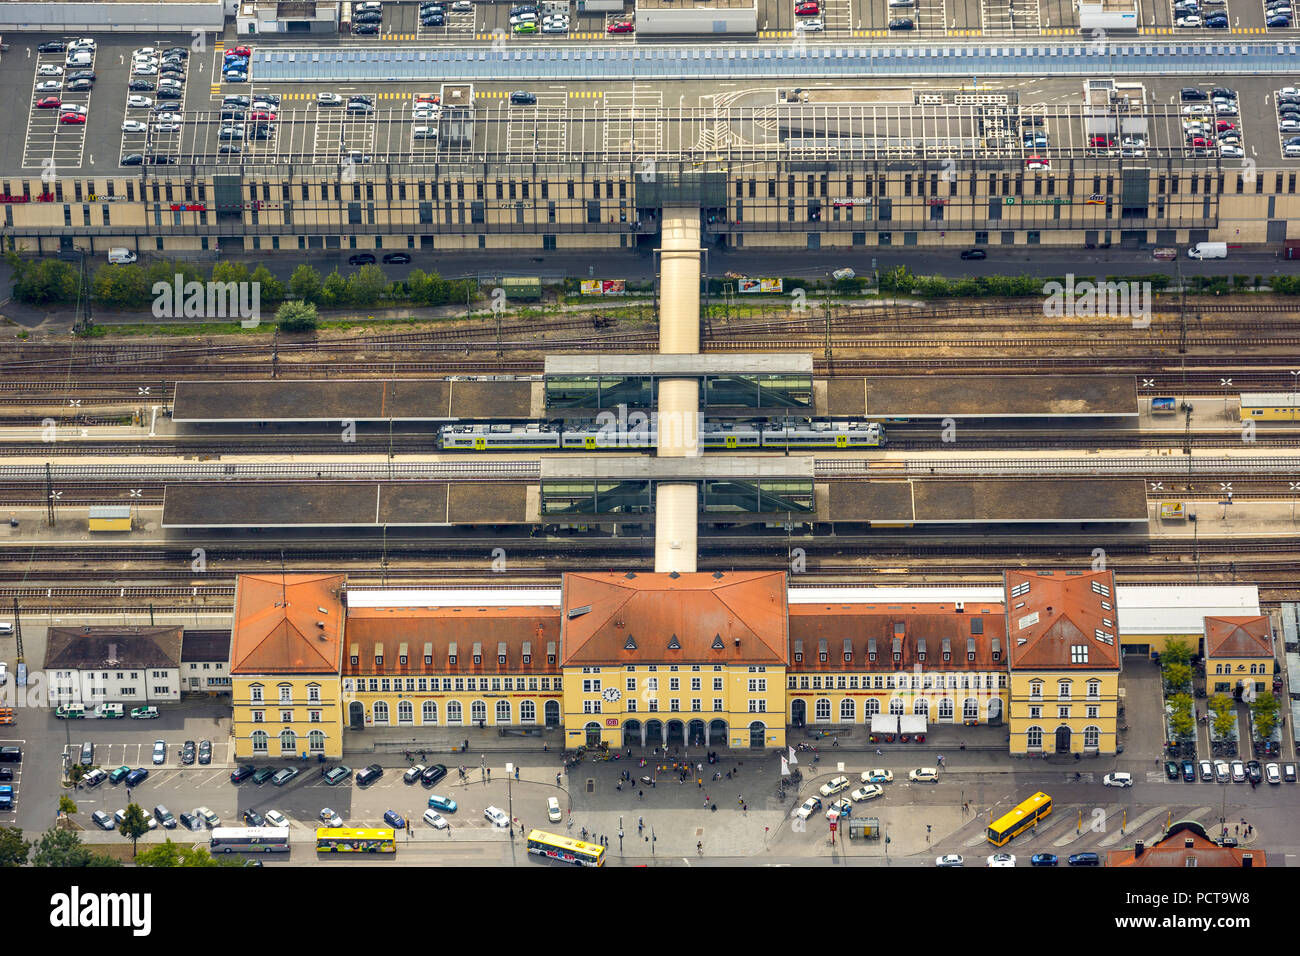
[819,651,827,663]
[473,654,482,665]
[844,651,852,663]
[794,652,803,663]
[449,654,457,666]
[523,653,531,664]
[375,655,383,667]
[399,655,408,666]
[425,654,432,665]
[349,655,358,667]
[548,654,556,666]
[498,654,506,665]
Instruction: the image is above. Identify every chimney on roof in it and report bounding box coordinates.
[625,571,637,579]
[955,601,965,613]
[1134,841,1144,857]
[733,638,740,648]
[316,621,326,629]
[713,571,723,579]
[1242,853,1253,868]
[318,607,329,614]
[669,571,680,579]
[1185,838,1195,849]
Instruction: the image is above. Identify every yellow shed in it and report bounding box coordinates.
[88,506,132,533]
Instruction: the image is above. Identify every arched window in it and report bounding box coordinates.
[913,698,929,716]
[308,730,325,753]
[398,700,413,724]
[938,698,954,720]
[520,700,536,723]
[963,697,980,720]
[888,697,905,715]
[840,698,855,722]
[422,700,438,724]
[446,700,463,724]
[1083,725,1101,749]
[495,700,511,724]
[251,731,268,753]
[864,698,880,717]
[814,698,831,721]
[471,700,487,723]
[278,729,296,756]
[372,700,389,725]
[1027,726,1044,750]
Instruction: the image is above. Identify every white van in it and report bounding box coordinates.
[65,51,93,67]
[0,623,11,636]
[108,248,137,264]
[356,1,383,10]
[413,126,437,140]
[1285,144,1300,158]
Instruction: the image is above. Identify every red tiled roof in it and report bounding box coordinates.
[1204,616,1272,659]
[1003,570,1121,671]
[230,573,346,675]
[560,571,788,666]
[344,606,561,675]
[1107,822,1265,867]
[788,603,1006,671]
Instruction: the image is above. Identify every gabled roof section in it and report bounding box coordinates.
[231,573,346,675]
[560,571,788,666]
[1204,615,1272,659]
[45,626,183,670]
[1003,569,1121,671]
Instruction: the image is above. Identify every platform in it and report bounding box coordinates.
[824,478,1149,524]
[171,379,536,423]
[824,375,1138,419]
[161,482,529,527]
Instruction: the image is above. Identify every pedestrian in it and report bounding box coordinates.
[1235,824,1239,836]
[876,748,882,756]
[832,736,838,747]
[487,768,491,780]
[638,817,643,832]
[742,804,747,814]
[738,796,744,806]
[556,772,561,786]
[639,789,644,799]
[651,779,655,788]
[697,777,702,788]
[515,767,519,781]
[696,840,703,854]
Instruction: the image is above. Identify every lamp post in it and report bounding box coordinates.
[505,761,514,840]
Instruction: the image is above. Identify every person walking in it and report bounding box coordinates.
[639,789,644,799]
[556,772,561,786]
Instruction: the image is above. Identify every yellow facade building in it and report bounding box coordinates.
[1005,570,1122,756]
[559,571,789,751]
[1204,616,1274,698]
[230,573,347,760]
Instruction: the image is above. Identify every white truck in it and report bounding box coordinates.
[1187,241,1227,259]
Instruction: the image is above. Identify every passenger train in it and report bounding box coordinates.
[438,420,885,450]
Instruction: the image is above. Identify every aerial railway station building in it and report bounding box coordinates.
[227,568,1264,758]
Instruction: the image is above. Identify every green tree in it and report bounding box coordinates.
[1168,693,1195,739]
[320,267,348,308]
[0,827,30,867]
[31,829,120,867]
[1250,691,1280,740]
[91,264,151,310]
[346,263,388,308]
[406,268,433,305]
[1162,661,1193,692]
[137,839,224,867]
[143,259,204,293]
[7,256,81,306]
[117,803,151,857]
[1162,639,1193,666]
[210,260,251,285]
[249,265,285,309]
[276,299,318,333]
[66,763,87,786]
[59,794,78,818]
[288,263,323,304]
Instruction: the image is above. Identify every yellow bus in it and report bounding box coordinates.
[315,828,396,853]
[986,792,1052,847]
[526,829,605,867]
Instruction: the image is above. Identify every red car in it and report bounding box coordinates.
[1215,121,1236,132]
[229,46,252,57]
[415,94,440,104]
[1088,134,1112,147]
[59,112,86,124]
[607,20,634,32]
[249,111,277,122]
[795,1,819,14]
[36,96,61,109]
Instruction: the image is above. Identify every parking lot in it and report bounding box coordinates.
[22,45,96,171]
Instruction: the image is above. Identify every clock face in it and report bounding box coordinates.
[602,687,622,702]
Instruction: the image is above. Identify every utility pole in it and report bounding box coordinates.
[824,273,833,369]
[271,329,280,379]
[45,462,55,528]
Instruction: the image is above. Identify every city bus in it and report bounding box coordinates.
[525,829,605,867]
[986,792,1053,847]
[315,827,397,853]
[209,827,291,854]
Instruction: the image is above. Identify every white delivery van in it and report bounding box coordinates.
[1187,241,1226,259]
[107,248,137,264]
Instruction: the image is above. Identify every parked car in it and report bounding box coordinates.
[92,810,115,830]
[404,764,426,784]
[198,740,212,765]
[547,796,561,822]
[909,767,939,782]
[423,809,449,828]
[987,853,1016,867]
[322,765,352,785]
[1165,760,1181,780]
[1103,772,1132,788]
[428,794,457,813]
[860,769,893,784]
[181,740,196,765]
[349,253,376,266]
[421,764,447,785]
[1181,759,1195,781]
[850,784,884,802]
[130,706,159,719]
[1198,760,1214,781]
[271,767,300,786]
[818,775,850,797]
[38,41,67,53]
[382,252,411,264]
[1266,763,1281,784]
[1068,852,1100,866]
[243,809,266,828]
[1030,853,1058,866]
[825,797,853,821]
[36,96,62,109]
[151,740,167,764]
[888,17,915,28]
[1246,760,1262,784]
[197,807,220,828]
[125,768,149,787]
[177,811,201,831]
[383,809,406,828]
[935,854,964,867]
[79,741,94,766]
[484,805,510,827]
[1231,760,1246,782]
[83,768,108,788]
[795,796,822,820]
[231,764,255,784]
[960,249,987,260]
[264,810,289,827]
[318,92,343,106]
[1214,759,1230,783]
[319,807,344,828]
[109,765,131,784]
[356,764,384,786]
[509,90,537,105]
